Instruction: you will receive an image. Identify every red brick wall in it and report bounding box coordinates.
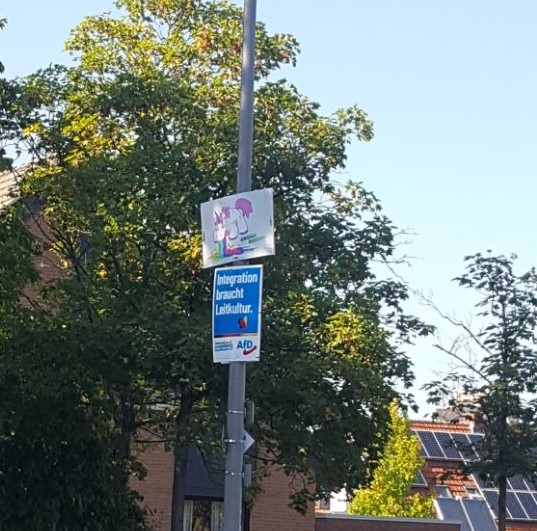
[132,441,174,531]
[315,515,460,531]
[134,443,316,531]
[420,460,475,498]
[249,465,315,531]
[21,209,69,307]
[507,523,537,531]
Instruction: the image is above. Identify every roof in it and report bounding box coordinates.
[412,420,472,433]
[0,167,19,211]
[0,162,36,212]
[412,419,537,528]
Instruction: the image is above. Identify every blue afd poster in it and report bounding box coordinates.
[212,265,263,363]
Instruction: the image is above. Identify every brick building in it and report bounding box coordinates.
[311,416,537,531]
[132,440,316,531]
[411,419,537,531]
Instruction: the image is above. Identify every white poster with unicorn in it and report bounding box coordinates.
[200,188,275,268]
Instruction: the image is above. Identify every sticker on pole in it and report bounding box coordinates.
[201,189,274,269]
[212,265,263,363]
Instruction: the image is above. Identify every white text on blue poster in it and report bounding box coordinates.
[212,265,263,363]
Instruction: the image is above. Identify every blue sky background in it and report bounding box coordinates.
[2,1,537,414]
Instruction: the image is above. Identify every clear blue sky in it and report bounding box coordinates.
[3,1,537,414]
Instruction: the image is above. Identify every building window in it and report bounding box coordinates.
[465,487,482,499]
[436,485,452,498]
[211,502,223,531]
[316,498,331,511]
[184,500,223,531]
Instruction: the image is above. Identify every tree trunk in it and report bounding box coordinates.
[497,365,509,531]
[497,474,507,531]
[170,444,189,531]
[170,393,197,531]
[114,391,135,460]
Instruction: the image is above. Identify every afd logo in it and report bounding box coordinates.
[237,340,257,356]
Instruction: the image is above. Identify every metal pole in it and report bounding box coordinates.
[223,0,256,530]
[235,0,256,194]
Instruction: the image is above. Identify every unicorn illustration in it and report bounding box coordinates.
[213,198,254,258]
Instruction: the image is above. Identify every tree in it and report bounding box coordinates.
[426,252,537,531]
[348,400,435,518]
[0,19,148,522]
[0,198,150,528]
[0,16,39,172]
[0,16,5,74]
[0,15,12,170]
[3,0,431,526]
[0,314,149,530]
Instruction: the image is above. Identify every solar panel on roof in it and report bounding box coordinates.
[411,430,427,456]
[506,490,527,519]
[518,492,537,519]
[415,430,486,462]
[416,430,444,458]
[468,434,485,459]
[435,432,463,460]
[436,498,472,531]
[413,469,427,487]
[527,477,537,490]
[462,499,497,531]
[483,490,499,515]
[482,483,537,522]
[483,490,533,521]
[473,474,485,488]
[532,494,537,513]
[508,476,528,491]
[452,433,478,460]
[474,472,496,489]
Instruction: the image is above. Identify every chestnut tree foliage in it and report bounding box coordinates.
[0,16,14,170]
[0,0,431,526]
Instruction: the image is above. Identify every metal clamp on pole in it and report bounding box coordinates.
[225,470,243,477]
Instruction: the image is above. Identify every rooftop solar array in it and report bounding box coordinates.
[436,498,496,531]
[482,486,537,520]
[413,430,482,461]
[416,428,537,523]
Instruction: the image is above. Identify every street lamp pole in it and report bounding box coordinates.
[222,0,257,529]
